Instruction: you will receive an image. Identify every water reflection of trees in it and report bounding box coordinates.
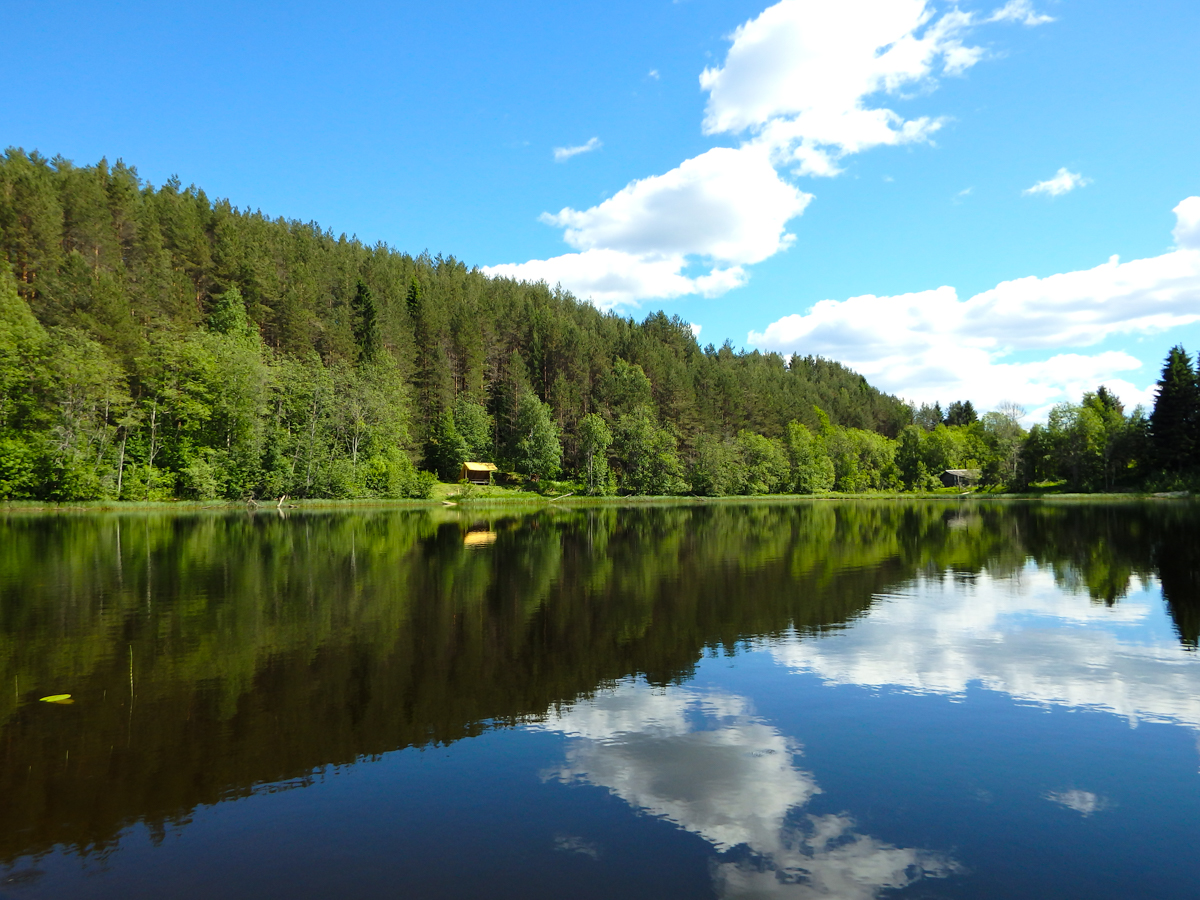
[0,499,1196,863]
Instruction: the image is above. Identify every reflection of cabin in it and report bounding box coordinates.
[940,468,981,488]
[459,462,498,485]
[463,530,497,548]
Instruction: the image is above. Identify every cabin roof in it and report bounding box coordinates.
[943,468,980,476]
[462,462,498,472]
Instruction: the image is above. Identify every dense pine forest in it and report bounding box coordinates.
[0,149,1196,500]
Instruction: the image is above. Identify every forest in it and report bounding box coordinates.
[0,148,1197,500]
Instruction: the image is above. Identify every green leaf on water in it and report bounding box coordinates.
[38,694,72,703]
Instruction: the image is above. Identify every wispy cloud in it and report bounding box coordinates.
[1024,167,1092,197]
[648,69,660,80]
[553,137,602,162]
[989,0,1056,26]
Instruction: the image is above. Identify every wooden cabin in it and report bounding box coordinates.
[940,468,981,488]
[459,462,498,485]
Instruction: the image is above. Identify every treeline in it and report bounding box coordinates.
[1010,345,1200,492]
[2,149,1196,500]
[0,149,911,501]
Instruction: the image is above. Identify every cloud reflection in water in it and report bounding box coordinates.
[772,566,1200,730]
[536,682,957,898]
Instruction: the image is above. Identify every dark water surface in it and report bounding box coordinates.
[2,500,1199,899]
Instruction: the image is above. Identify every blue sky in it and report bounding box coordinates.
[7,0,1199,418]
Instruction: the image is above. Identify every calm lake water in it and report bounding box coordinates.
[2,500,1199,899]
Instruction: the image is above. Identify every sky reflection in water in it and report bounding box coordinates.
[1,501,1198,899]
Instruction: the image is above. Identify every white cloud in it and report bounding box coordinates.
[749,198,1200,413]
[989,0,1056,26]
[648,69,660,80]
[1024,167,1092,197]
[484,145,810,308]
[1173,196,1200,249]
[698,0,1016,177]
[541,146,807,263]
[690,322,703,338]
[484,249,710,310]
[490,0,1043,307]
[553,137,602,162]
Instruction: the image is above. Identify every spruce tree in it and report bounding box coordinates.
[945,400,977,426]
[1149,345,1198,472]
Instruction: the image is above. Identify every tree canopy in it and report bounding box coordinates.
[1,148,1197,498]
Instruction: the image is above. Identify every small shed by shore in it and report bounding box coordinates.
[459,462,498,485]
[940,468,981,488]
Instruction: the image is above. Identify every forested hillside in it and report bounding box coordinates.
[0,149,910,500]
[2,149,1196,501]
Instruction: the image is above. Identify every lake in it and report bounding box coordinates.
[1,500,1199,899]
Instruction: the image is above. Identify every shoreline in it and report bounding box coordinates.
[1,490,1193,515]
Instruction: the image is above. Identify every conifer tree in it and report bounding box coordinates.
[351,279,380,364]
[945,400,977,426]
[1149,345,1198,472]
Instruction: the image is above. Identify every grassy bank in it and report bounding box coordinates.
[2,484,1194,516]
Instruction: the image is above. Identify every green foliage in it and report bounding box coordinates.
[688,434,741,496]
[0,436,39,498]
[1149,345,1198,473]
[825,426,897,492]
[978,409,1025,487]
[427,409,468,482]
[914,402,943,431]
[1009,388,1147,492]
[577,412,614,495]
[613,408,684,495]
[1047,403,1106,490]
[600,358,654,417]
[785,421,835,494]
[735,430,790,494]
[351,279,381,364]
[896,425,940,491]
[945,400,977,426]
[206,286,254,338]
[512,390,561,481]
[453,395,494,462]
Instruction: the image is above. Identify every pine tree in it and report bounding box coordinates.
[1149,345,1198,472]
[351,279,380,364]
